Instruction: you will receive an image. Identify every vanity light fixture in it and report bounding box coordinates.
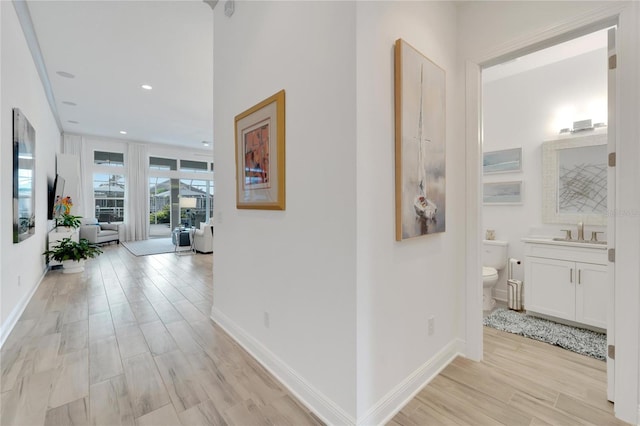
[559,119,607,134]
[141,84,153,90]
[119,130,127,135]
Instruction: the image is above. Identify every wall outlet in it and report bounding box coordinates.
[263,312,270,328]
[428,316,435,336]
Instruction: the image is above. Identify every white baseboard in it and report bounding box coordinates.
[0,268,48,348]
[211,307,356,426]
[358,339,464,426]
[493,288,507,302]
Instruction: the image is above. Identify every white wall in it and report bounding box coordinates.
[212,1,357,422]
[1,1,61,343]
[482,48,607,299]
[355,1,464,422]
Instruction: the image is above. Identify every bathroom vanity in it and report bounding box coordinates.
[522,237,607,329]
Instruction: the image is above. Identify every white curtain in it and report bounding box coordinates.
[125,143,149,241]
[61,134,88,217]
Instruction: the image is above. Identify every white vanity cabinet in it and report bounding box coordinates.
[523,238,607,329]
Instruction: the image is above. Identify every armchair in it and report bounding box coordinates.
[79,217,120,245]
[194,222,213,253]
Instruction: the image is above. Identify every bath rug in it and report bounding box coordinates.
[484,308,606,360]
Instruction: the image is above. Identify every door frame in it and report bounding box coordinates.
[464,3,640,423]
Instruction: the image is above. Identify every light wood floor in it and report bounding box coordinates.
[391,326,629,426]
[0,245,322,426]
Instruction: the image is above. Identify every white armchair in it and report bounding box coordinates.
[194,222,213,253]
[79,217,120,245]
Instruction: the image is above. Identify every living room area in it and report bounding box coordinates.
[2,0,214,341]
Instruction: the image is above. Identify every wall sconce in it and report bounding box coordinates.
[559,119,607,134]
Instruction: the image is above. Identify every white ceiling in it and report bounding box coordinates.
[483,28,609,83]
[26,0,214,150]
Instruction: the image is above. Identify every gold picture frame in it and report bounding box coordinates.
[394,39,446,241]
[235,90,286,210]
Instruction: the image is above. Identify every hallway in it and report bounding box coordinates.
[0,246,320,425]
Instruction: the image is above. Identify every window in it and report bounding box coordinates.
[94,151,124,167]
[150,156,177,171]
[94,174,125,222]
[180,159,208,173]
[179,179,213,227]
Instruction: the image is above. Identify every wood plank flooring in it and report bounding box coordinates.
[2,243,630,425]
[0,245,321,426]
[391,326,629,426]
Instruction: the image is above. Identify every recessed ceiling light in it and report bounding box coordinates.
[141,84,153,90]
[119,131,127,135]
[67,120,79,124]
[201,141,210,147]
[62,101,77,106]
[56,71,75,79]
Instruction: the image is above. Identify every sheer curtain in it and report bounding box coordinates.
[61,134,88,217]
[126,143,149,241]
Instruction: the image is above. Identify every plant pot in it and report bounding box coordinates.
[56,226,73,233]
[61,259,85,274]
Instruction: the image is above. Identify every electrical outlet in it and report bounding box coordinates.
[428,316,435,336]
[263,312,270,328]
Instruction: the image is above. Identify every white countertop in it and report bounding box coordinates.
[521,236,607,250]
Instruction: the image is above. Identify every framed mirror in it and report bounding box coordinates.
[542,133,607,225]
[13,108,36,243]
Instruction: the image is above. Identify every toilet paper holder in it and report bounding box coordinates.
[507,258,523,311]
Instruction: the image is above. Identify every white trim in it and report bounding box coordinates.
[210,308,356,426]
[465,3,639,424]
[0,268,48,348]
[358,339,464,426]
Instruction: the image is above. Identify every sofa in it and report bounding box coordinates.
[79,217,121,245]
[194,222,213,253]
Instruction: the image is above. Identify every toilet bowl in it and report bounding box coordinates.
[482,266,499,310]
[483,239,508,311]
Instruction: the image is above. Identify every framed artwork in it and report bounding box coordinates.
[234,90,285,210]
[394,39,446,241]
[483,181,523,205]
[483,147,522,174]
[13,108,36,243]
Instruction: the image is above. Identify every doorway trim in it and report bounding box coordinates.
[464,3,639,424]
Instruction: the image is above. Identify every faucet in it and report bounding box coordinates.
[577,221,584,241]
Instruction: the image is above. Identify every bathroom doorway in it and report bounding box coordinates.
[476,25,617,404]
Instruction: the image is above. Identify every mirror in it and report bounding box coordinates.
[542,133,607,225]
[13,108,36,243]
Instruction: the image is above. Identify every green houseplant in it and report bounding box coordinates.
[43,237,102,274]
[56,213,82,230]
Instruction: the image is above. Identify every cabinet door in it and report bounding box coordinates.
[575,262,607,329]
[525,256,575,321]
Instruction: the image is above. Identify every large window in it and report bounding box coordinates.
[179,179,213,228]
[94,174,125,222]
[150,157,177,171]
[94,151,124,167]
[180,160,208,173]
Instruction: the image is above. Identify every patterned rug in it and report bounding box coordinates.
[121,238,175,256]
[484,308,606,360]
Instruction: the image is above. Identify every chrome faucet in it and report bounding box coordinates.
[577,221,584,241]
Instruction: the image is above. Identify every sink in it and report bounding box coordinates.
[551,238,607,245]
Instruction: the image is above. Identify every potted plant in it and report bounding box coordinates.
[56,213,82,232]
[42,237,102,274]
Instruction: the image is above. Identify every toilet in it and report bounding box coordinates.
[482,239,508,311]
